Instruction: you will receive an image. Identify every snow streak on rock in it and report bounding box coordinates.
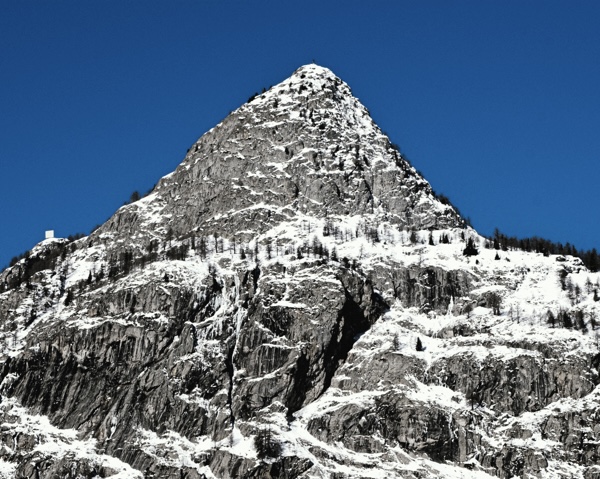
[1,64,599,478]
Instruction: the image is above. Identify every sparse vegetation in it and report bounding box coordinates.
[485,228,599,272]
[254,427,282,459]
[463,237,479,256]
[488,292,502,316]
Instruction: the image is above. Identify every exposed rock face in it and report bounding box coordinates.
[0,64,599,478]
[95,65,462,252]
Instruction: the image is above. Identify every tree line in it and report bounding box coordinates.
[484,228,599,272]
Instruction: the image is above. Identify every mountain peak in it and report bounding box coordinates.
[246,63,352,110]
[95,64,464,246]
[290,63,340,82]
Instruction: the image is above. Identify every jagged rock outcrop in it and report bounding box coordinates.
[93,65,463,254]
[0,64,599,479]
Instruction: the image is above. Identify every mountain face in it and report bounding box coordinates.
[1,64,599,479]
[99,64,462,245]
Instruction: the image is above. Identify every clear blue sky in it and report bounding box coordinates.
[2,1,600,268]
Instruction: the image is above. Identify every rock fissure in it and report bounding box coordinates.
[0,64,598,478]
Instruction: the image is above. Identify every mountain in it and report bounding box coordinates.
[1,64,599,479]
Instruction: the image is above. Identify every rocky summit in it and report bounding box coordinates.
[1,64,599,478]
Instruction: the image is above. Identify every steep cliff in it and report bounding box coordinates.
[0,65,599,479]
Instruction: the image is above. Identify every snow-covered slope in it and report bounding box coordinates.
[0,65,599,479]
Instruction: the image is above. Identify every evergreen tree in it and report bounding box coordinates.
[416,337,424,351]
[64,289,74,306]
[409,230,418,244]
[129,191,140,203]
[488,292,502,316]
[463,237,479,256]
[589,311,597,330]
[575,310,587,332]
[266,241,272,260]
[560,310,573,329]
[558,270,568,290]
[493,229,500,250]
[587,248,599,272]
[547,310,556,328]
[392,333,400,350]
[566,279,575,304]
[254,427,282,459]
[198,237,207,260]
[574,284,582,304]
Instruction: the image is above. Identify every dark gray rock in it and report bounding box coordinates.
[0,64,598,479]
